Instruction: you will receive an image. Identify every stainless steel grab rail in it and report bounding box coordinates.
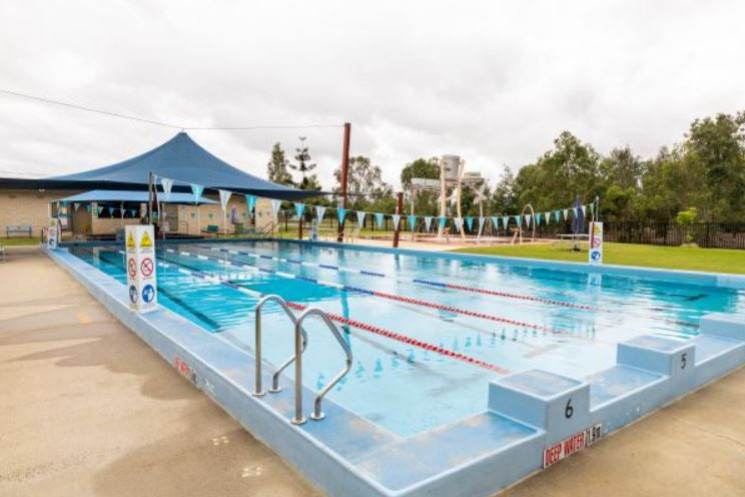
[292,307,353,424]
[253,295,308,397]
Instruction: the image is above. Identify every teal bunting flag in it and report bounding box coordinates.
[535,214,541,226]
[438,216,447,230]
[491,216,499,229]
[407,214,417,230]
[337,208,348,224]
[465,217,474,231]
[108,206,115,216]
[478,217,486,233]
[244,194,257,214]
[191,184,204,204]
[513,214,521,226]
[294,203,305,218]
[374,212,384,228]
[554,210,561,223]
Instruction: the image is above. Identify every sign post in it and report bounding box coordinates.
[46,218,59,249]
[588,221,603,265]
[125,225,158,313]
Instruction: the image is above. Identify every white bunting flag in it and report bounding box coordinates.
[424,216,433,231]
[161,177,174,201]
[271,199,282,219]
[356,211,366,230]
[218,189,232,212]
[316,205,326,221]
[391,214,401,230]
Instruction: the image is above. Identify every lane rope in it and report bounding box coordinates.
[128,249,511,374]
[205,245,698,329]
[173,247,569,335]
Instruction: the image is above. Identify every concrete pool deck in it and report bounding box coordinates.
[2,247,745,496]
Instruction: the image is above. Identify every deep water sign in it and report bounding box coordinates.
[125,225,158,313]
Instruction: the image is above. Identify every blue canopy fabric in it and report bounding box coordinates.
[57,190,217,205]
[47,132,321,200]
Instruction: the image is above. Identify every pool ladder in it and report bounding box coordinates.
[252,295,353,425]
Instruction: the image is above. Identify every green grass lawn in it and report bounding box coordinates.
[1,237,40,246]
[453,242,745,275]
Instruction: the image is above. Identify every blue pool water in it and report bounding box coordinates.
[70,241,745,437]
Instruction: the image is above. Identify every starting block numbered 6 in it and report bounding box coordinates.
[125,225,158,314]
[488,370,591,446]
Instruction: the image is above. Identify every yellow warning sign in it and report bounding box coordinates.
[140,231,153,248]
[127,232,136,248]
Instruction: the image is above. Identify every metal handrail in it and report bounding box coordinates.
[292,307,353,425]
[253,295,308,397]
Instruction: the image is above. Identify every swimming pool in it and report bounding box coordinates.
[52,239,745,497]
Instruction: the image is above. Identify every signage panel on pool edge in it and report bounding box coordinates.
[125,225,158,314]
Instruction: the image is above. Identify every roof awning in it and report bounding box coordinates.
[43,132,325,200]
[57,190,217,205]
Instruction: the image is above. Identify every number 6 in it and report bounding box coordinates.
[565,398,574,419]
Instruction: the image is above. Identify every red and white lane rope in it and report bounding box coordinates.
[172,247,569,335]
[206,245,698,329]
[133,250,511,374]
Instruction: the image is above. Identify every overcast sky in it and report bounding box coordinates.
[1,0,744,190]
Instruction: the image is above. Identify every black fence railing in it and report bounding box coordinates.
[276,212,745,250]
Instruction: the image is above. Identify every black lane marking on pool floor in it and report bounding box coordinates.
[95,250,223,331]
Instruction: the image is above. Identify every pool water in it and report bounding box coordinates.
[70,241,745,437]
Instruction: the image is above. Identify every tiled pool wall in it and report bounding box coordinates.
[48,241,745,497]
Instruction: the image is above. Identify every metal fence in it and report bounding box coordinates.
[276,212,745,249]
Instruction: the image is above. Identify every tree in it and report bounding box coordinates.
[289,137,318,189]
[266,142,294,185]
[683,112,745,221]
[333,156,392,209]
[490,167,517,214]
[400,157,439,189]
[513,131,603,212]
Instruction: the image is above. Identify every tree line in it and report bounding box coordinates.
[267,110,745,223]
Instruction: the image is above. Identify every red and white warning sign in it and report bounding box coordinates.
[127,258,137,277]
[140,257,154,277]
[543,424,602,468]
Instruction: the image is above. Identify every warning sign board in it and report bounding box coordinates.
[140,231,153,248]
[125,225,157,313]
[140,257,154,277]
[127,258,137,278]
[46,218,59,250]
[543,424,602,468]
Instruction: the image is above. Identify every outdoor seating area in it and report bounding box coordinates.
[5,224,32,238]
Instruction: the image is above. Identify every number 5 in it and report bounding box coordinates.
[681,352,687,370]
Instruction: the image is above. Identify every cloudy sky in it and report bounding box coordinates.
[1,0,744,190]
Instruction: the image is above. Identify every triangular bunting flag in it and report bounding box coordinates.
[191,183,204,204]
[356,211,366,230]
[525,214,532,226]
[391,214,401,230]
[514,214,522,226]
[245,194,257,214]
[424,216,433,231]
[454,217,464,232]
[407,215,417,231]
[535,214,542,226]
[73,202,80,211]
[465,217,474,231]
[554,210,561,223]
[581,205,587,216]
[270,199,282,219]
[294,203,305,218]
[316,205,326,221]
[544,212,550,225]
[478,217,486,234]
[438,216,447,230]
[108,206,115,216]
[502,216,510,230]
[374,212,384,228]
[161,177,174,201]
[218,189,232,212]
[563,208,569,221]
[337,207,348,225]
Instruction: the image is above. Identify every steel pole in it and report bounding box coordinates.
[393,192,403,248]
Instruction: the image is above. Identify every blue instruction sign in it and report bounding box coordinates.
[129,285,138,304]
[142,284,156,304]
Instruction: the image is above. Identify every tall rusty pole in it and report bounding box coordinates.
[337,122,351,242]
[393,192,403,248]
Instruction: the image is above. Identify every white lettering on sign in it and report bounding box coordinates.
[543,424,602,468]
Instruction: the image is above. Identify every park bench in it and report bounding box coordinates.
[201,224,220,237]
[6,224,32,238]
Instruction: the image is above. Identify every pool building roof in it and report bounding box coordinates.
[1,132,322,201]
